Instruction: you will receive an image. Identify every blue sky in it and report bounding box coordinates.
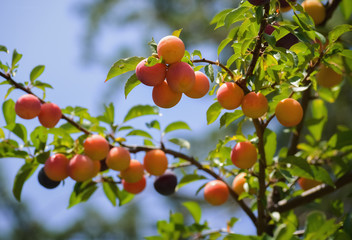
[1,0,257,236]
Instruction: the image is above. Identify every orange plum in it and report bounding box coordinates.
[275,98,303,127]
[302,0,326,25]
[44,153,69,181]
[241,92,268,118]
[106,147,131,171]
[123,176,146,194]
[231,142,257,169]
[204,180,229,206]
[68,154,95,182]
[152,81,182,108]
[120,159,144,183]
[232,172,247,196]
[166,62,195,93]
[298,177,321,191]
[143,149,168,176]
[216,82,244,110]
[84,135,110,161]
[38,102,62,128]
[15,94,41,119]
[316,64,343,88]
[135,59,167,86]
[157,35,185,64]
[185,71,210,99]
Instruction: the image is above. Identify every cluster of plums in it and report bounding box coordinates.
[15,94,62,128]
[36,134,178,196]
[135,35,210,108]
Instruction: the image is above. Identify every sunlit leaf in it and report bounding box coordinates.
[124,73,141,98]
[123,105,159,122]
[30,65,45,82]
[164,121,191,134]
[13,163,38,201]
[182,201,201,223]
[105,56,145,82]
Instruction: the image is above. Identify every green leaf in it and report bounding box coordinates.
[2,99,16,125]
[264,129,277,166]
[210,8,233,25]
[191,50,202,59]
[204,64,214,82]
[177,174,207,190]
[328,24,352,43]
[123,105,159,123]
[164,121,191,134]
[102,181,118,206]
[116,187,134,206]
[0,128,4,139]
[105,56,145,82]
[124,73,141,98]
[5,123,27,144]
[13,163,38,201]
[182,201,201,223]
[341,49,352,59]
[217,38,233,56]
[35,151,51,164]
[4,86,15,99]
[148,38,158,54]
[97,102,115,124]
[224,7,250,28]
[172,29,183,37]
[127,129,153,139]
[206,102,222,125]
[219,110,243,128]
[168,138,191,149]
[11,49,23,69]
[146,120,160,130]
[30,65,45,82]
[68,181,98,208]
[304,211,339,240]
[307,99,327,142]
[341,0,352,21]
[344,213,352,238]
[0,45,8,53]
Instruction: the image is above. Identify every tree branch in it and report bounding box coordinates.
[192,58,235,80]
[269,171,352,213]
[319,0,342,26]
[253,119,268,235]
[1,71,258,227]
[240,4,270,87]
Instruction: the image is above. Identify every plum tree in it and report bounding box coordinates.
[231,142,257,169]
[154,171,178,196]
[203,180,229,206]
[44,153,69,181]
[38,102,62,128]
[143,149,168,176]
[120,159,144,183]
[135,59,167,86]
[157,35,185,64]
[83,135,110,161]
[152,80,182,108]
[123,176,146,194]
[216,82,244,110]
[38,168,61,189]
[166,62,195,93]
[232,172,248,196]
[298,177,322,191]
[275,98,303,127]
[316,64,343,88]
[68,154,95,182]
[302,0,326,26]
[241,92,268,119]
[106,147,131,171]
[184,71,209,99]
[15,94,41,119]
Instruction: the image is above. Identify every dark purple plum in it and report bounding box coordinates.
[248,0,270,6]
[279,0,297,8]
[276,33,299,49]
[38,167,60,189]
[154,171,177,196]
